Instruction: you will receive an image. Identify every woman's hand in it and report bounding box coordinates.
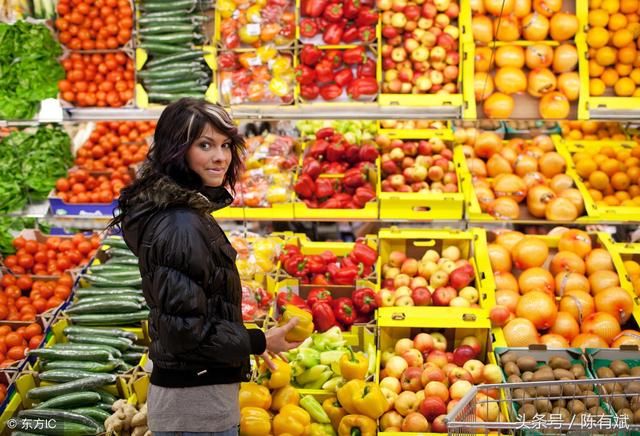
[261,317,304,370]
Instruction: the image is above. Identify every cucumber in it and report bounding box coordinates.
[66,300,144,315]
[28,348,113,362]
[143,75,208,85]
[139,23,199,34]
[34,392,101,409]
[141,0,195,11]
[67,334,133,351]
[142,42,193,55]
[52,343,122,358]
[137,65,204,78]
[102,257,139,266]
[39,370,115,383]
[141,32,204,45]
[71,407,111,423]
[148,92,206,101]
[128,344,148,353]
[75,289,142,298]
[146,50,206,68]
[106,247,135,257]
[43,361,119,373]
[139,9,188,18]
[69,310,150,326]
[11,421,97,436]
[27,375,117,400]
[81,276,142,288]
[95,389,117,405]
[73,294,146,304]
[19,408,101,429]
[101,238,129,249]
[87,264,139,273]
[147,82,208,93]
[96,402,114,411]
[121,352,144,364]
[87,271,141,280]
[63,326,138,341]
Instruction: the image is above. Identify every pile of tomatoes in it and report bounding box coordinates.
[3,234,100,276]
[58,52,135,107]
[0,275,74,321]
[55,168,131,204]
[0,323,44,368]
[0,381,6,404]
[55,0,133,50]
[74,121,154,172]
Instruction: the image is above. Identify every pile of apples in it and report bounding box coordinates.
[380,120,447,130]
[378,135,459,194]
[456,129,585,221]
[585,0,640,97]
[378,244,479,308]
[488,229,640,349]
[378,0,460,95]
[560,121,627,141]
[378,332,505,432]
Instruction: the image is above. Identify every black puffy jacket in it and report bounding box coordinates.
[121,175,266,388]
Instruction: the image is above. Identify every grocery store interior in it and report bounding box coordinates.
[2,0,640,433]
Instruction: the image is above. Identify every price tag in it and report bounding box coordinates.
[38,98,63,123]
[267,59,275,69]
[247,57,262,67]
[246,23,261,36]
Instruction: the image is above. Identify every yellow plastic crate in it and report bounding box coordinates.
[611,242,640,324]
[377,227,493,311]
[376,120,453,140]
[0,389,21,434]
[211,206,246,220]
[242,201,295,220]
[378,145,465,220]
[554,137,640,221]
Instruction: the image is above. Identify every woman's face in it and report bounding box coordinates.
[186,124,232,187]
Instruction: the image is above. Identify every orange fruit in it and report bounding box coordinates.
[589,189,604,200]
[576,159,597,178]
[609,12,628,29]
[600,158,621,176]
[601,68,620,86]
[589,59,606,77]
[613,29,634,47]
[615,77,637,95]
[620,0,638,13]
[630,68,640,84]
[589,170,610,190]
[618,45,637,64]
[596,47,617,66]
[616,63,633,76]
[590,78,607,95]
[612,172,631,190]
[587,27,610,48]
[589,9,610,26]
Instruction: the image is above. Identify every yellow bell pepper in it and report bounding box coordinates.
[239,382,272,410]
[245,5,262,22]
[271,384,300,412]
[255,256,274,273]
[259,358,291,390]
[322,397,346,431]
[352,382,387,420]
[257,45,277,62]
[271,56,292,76]
[336,379,365,415]
[339,348,368,381]
[337,414,376,436]
[266,186,288,204]
[309,423,336,436]
[279,305,314,342]
[253,238,277,259]
[273,404,311,436]
[268,78,290,98]
[217,0,235,18]
[240,406,271,436]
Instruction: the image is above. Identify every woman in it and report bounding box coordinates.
[109,98,301,435]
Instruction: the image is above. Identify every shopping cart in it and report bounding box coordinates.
[445,377,640,435]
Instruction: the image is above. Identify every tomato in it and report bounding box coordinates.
[29,335,43,349]
[59,274,74,287]
[32,299,47,313]
[15,276,32,291]
[24,240,38,254]
[5,332,22,348]
[12,237,26,249]
[15,297,30,310]
[0,306,8,320]
[0,326,10,336]
[3,255,17,268]
[54,285,71,300]
[7,345,27,361]
[17,254,34,269]
[59,240,74,252]
[0,275,16,287]
[34,251,47,264]
[47,296,64,309]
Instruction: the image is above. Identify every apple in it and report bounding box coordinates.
[452,345,477,366]
[418,260,438,279]
[394,286,413,299]
[401,366,424,392]
[432,414,448,432]
[386,356,409,378]
[389,147,405,162]
[424,380,449,402]
[395,338,414,355]
[402,157,415,170]
[449,379,473,400]
[394,273,412,288]
[381,349,395,367]
[381,387,398,411]
[449,367,473,384]
[391,12,408,28]
[450,296,471,307]
[446,351,454,363]
[404,37,420,53]
[442,245,461,261]
[449,263,475,290]
[394,391,419,416]
[376,288,396,307]
[490,305,513,327]
[412,165,428,182]
[432,286,457,306]
[482,363,503,384]
[382,159,400,175]
[438,259,457,274]
[395,295,415,306]
[421,249,439,262]
[388,250,407,267]
[410,46,430,63]
[475,394,500,421]
[447,399,460,413]
[413,333,434,354]
[430,46,447,63]
[402,348,424,368]
[380,376,402,394]
[378,0,392,9]
[430,270,449,288]
[442,363,457,376]
[419,396,447,422]
[460,336,482,356]
[380,411,404,431]
[412,287,432,306]
[426,350,448,367]
[421,364,446,385]
[463,359,485,384]
[459,286,479,303]
[384,266,400,279]
[401,258,419,276]
[402,412,430,432]
[421,2,437,17]
[410,276,428,289]
[431,333,447,351]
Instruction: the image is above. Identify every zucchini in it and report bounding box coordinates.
[28,348,113,362]
[34,392,101,409]
[141,32,204,44]
[122,352,144,364]
[146,50,206,68]
[67,334,133,351]
[39,370,115,383]
[141,0,195,11]
[69,310,150,326]
[52,343,122,358]
[43,361,119,373]
[71,407,111,423]
[19,408,100,429]
[27,375,117,400]
[147,82,208,93]
[139,23,199,34]
[95,389,117,405]
[142,42,193,54]
[63,326,138,341]
[66,300,144,315]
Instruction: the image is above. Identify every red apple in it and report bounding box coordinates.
[449,263,475,290]
[419,396,447,422]
[426,350,448,367]
[452,344,477,366]
[394,273,412,288]
[432,286,457,306]
[410,276,428,289]
[402,412,430,432]
[395,338,414,355]
[401,258,419,276]
[401,366,424,392]
[449,367,473,384]
[421,364,446,385]
[404,4,421,20]
[412,287,433,306]
[431,414,448,432]
[421,2,437,18]
[424,380,449,402]
[460,335,482,356]
[413,332,434,354]
[402,348,424,368]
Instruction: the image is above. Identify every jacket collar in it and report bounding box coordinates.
[142,175,233,214]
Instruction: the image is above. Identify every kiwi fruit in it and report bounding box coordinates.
[520,403,537,420]
[624,381,640,395]
[589,406,606,416]
[630,366,640,377]
[513,388,533,405]
[570,363,585,378]
[618,408,634,421]
[548,385,562,397]
[536,386,552,396]
[535,399,553,413]
[567,399,586,414]
[500,352,518,364]
[552,368,574,380]
[562,383,579,396]
[525,387,538,397]
[597,367,615,378]
[504,361,521,377]
[612,396,630,411]
[522,371,534,382]
[507,374,522,384]
[610,360,631,376]
[532,367,555,382]
[551,407,571,422]
[583,391,599,409]
[629,396,640,411]
[549,356,572,370]
[634,408,640,424]
[554,399,567,408]
[516,356,538,372]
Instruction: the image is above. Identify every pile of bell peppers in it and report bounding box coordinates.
[299,0,378,44]
[293,127,379,209]
[296,45,379,101]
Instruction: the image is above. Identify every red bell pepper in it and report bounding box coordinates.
[300,84,320,100]
[294,174,316,198]
[217,52,238,70]
[322,23,344,45]
[320,250,338,264]
[355,7,378,27]
[348,77,379,99]
[300,44,323,66]
[315,61,335,83]
[312,274,331,286]
[344,144,361,164]
[302,159,322,179]
[342,25,359,43]
[319,83,343,101]
[326,141,345,162]
[279,244,301,262]
[343,0,361,19]
[358,143,379,162]
[304,199,319,208]
[309,138,329,158]
[300,18,319,37]
[353,185,376,208]
[343,167,366,188]
[307,255,327,274]
[351,241,377,267]
[333,193,353,207]
[319,197,342,208]
[332,266,358,285]
[342,46,367,65]
[316,127,335,140]
[276,289,307,312]
[283,255,308,278]
[323,3,343,22]
[352,288,377,314]
[358,26,376,42]
[333,297,357,325]
[312,301,338,332]
[324,50,343,69]
[304,0,329,17]
[315,178,335,199]
[307,287,333,308]
[325,161,348,173]
[295,65,316,85]
[334,68,354,87]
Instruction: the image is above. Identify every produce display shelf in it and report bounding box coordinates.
[612,242,640,323]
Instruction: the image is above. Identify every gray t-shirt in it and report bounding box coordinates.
[147,382,240,432]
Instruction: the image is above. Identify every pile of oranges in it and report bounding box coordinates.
[55,168,132,205]
[572,144,640,207]
[586,0,640,97]
[0,275,74,321]
[622,257,640,296]
[560,121,627,140]
[0,323,44,368]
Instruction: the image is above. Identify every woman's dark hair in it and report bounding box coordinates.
[108,98,244,229]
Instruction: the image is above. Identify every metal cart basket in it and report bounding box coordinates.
[445,377,640,435]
